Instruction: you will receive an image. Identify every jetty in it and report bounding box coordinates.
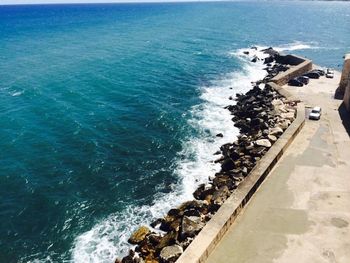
[118,50,350,263]
[176,55,350,263]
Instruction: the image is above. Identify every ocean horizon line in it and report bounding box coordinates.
[0,0,231,6]
[1,0,349,7]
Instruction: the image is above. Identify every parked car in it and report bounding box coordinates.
[303,71,321,79]
[288,78,303,87]
[309,106,322,120]
[326,68,334,78]
[297,76,310,85]
[312,69,325,76]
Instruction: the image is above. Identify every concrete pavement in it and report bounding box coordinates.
[206,71,350,263]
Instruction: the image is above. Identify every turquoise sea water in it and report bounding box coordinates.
[0,2,349,262]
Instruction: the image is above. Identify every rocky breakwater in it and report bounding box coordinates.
[116,48,297,263]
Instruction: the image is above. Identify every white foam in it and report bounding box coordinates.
[11,91,23,96]
[230,41,318,59]
[274,41,318,52]
[69,50,267,263]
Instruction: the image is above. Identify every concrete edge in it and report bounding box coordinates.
[175,90,306,263]
[271,55,312,86]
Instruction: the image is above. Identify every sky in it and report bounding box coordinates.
[0,0,211,4]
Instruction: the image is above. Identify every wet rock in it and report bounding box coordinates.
[212,185,230,205]
[213,174,234,189]
[159,245,183,263]
[156,231,177,251]
[159,215,181,232]
[183,208,201,217]
[216,133,224,138]
[221,158,235,171]
[251,56,258,63]
[269,127,283,136]
[122,250,136,263]
[181,216,205,239]
[150,218,163,229]
[214,156,225,163]
[129,226,151,244]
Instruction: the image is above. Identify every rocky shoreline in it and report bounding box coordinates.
[116,47,298,263]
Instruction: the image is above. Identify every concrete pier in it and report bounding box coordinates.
[206,70,350,263]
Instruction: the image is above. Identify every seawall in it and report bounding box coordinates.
[271,54,312,86]
[338,54,350,95]
[339,54,350,111]
[175,54,310,263]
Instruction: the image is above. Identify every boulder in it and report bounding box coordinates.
[128,226,150,244]
[181,216,205,239]
[255,139,272,148]
[278,120,291,130]
[159,245,183,263]
[269,127,283,136]
[159,215,180,232]
[211,185,230,205]
[250,146,266,157]
[144,254,159,263]
[251,56,258,63]
[221,158,235,172]
[281,112,295,121]
[156,231,177,251]
[268,134,277,142]
[216,133,224,138]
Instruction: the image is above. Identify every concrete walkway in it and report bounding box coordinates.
[206,71,350,263]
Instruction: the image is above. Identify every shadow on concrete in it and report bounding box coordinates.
[334,87,344,100]
[339,102,350,137]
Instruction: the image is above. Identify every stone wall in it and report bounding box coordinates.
[175,88,305,263]
[343,73,350,112]
[271,55,312,86]
[338,54,350,96]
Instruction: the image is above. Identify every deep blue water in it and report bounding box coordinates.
[0,1,349,262]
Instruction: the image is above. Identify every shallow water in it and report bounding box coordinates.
[0,1,349,262]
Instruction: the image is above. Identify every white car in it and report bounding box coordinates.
[326,68,334,78]
[309,106,322,120]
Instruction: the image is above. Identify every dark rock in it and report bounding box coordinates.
[159,216,181,232]
[216,133,224,138]
[251,56,258,63]
[180,216,205,239]
[156,231,178,251]
[122,250,135,263]
[250,146,266,157]
[221,158,235,172]
[183,208,201,217]
[150,218,163,228]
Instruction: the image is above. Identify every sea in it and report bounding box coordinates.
[0,1,349,262]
